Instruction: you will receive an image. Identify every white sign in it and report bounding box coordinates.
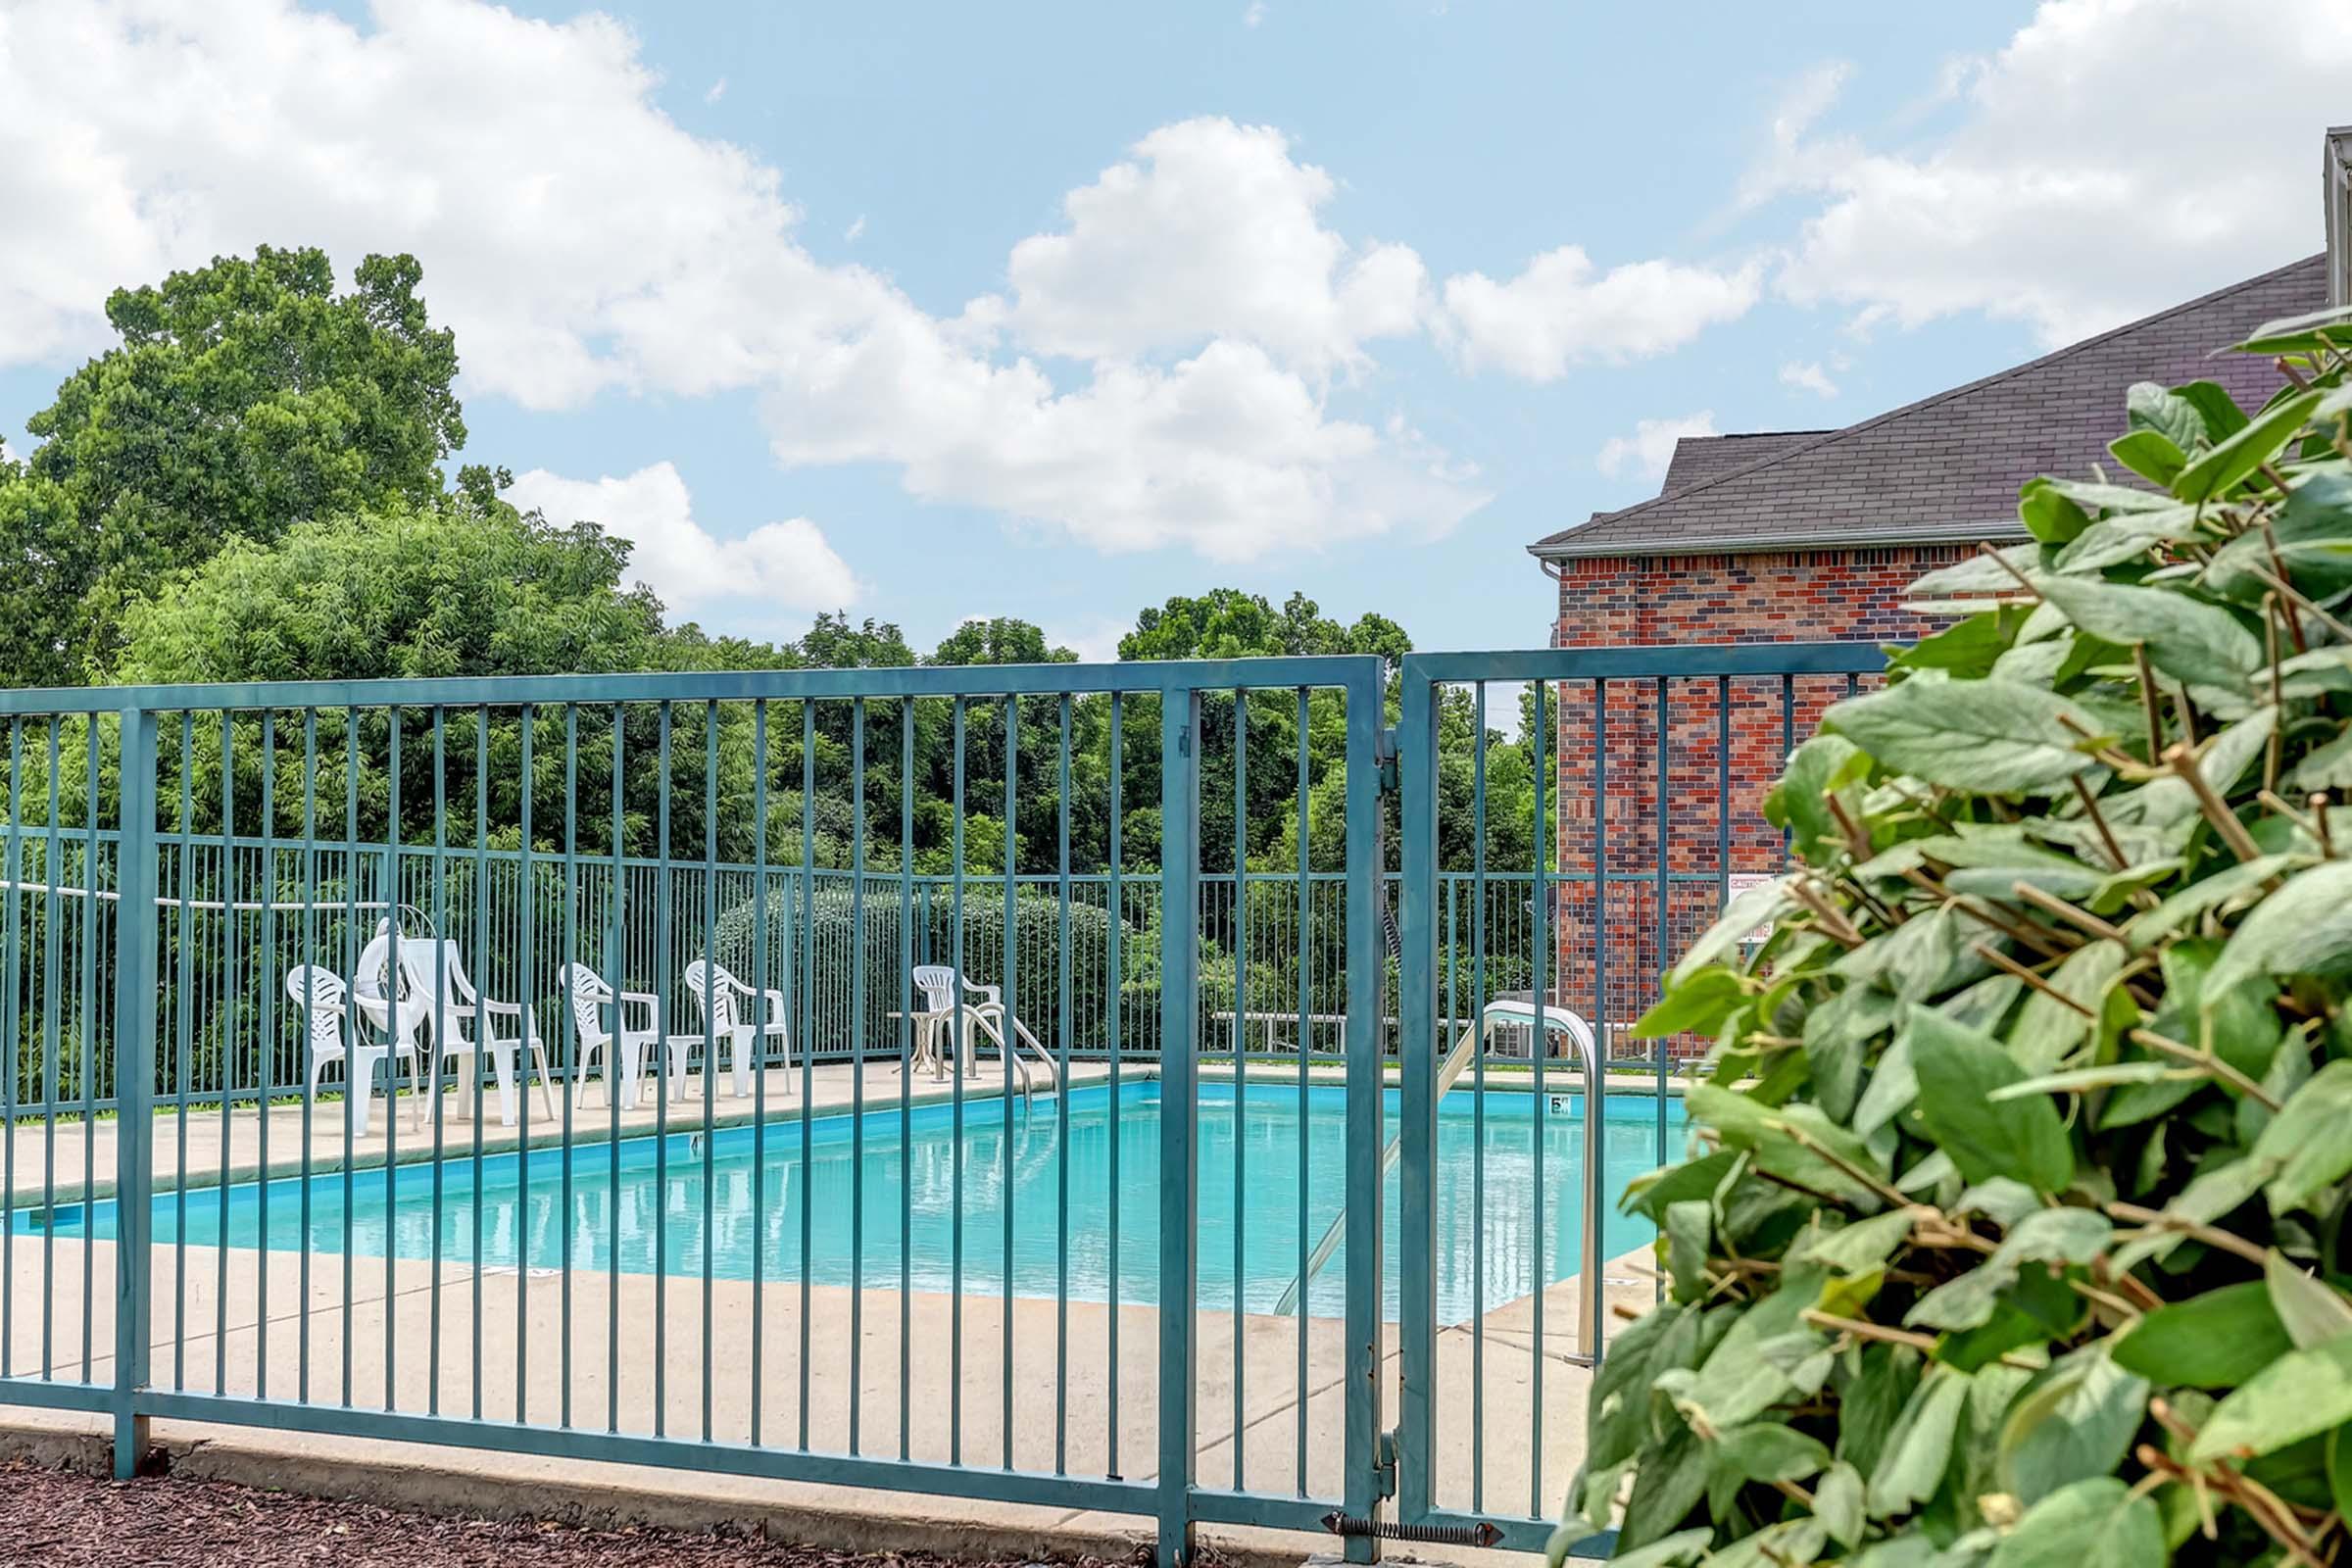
[1725,873,1777,946]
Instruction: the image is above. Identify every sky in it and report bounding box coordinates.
[2,0,2347,662]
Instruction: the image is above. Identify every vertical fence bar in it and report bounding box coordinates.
[948,697,965,1466]
[81,715,101,1385]
[797,699,815,1452]
[750,698,770,1449]
[607,704,625,1435]
[111,707,160,1476]
[38,718,55,1384]
[1526,677,1547,1514]
[1229,688,1247,1490]
[848,696,866,1456]
[1586,679,1608,1368]
[703,700,721,1445]
[1001,694,1017,1472]
[1054,693,1071,1476]
[1155,686,1200,1568]
[895,697,913,1462]
[252,715,275,1398]
[1396,669,1438,1528]
[340,707,359,1408]
[1470,688,1489,1511]
[0,719,18,1383]
[1341,668,1385,1563]
[1104,691,1123,1484]
[172,716,192,1392]
[653,702,671,1437]
[428,710,447,1413]
[1654,677,1671,1291]
[1293,686,1310,1494]
[384,706,402,1411]
[298,711,318,1403]
[561,704,580,1429]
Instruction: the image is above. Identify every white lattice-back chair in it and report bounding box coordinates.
[682,958,792,1101]
[560,962,662,1110]
[285,963,409,1138]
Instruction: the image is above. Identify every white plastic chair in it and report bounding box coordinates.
[682,958,792,1101]
[561,962,663,1109]
[285,964,412,1138]
[909,964,1003,1080]
[408,937,559,1127]
[351,921,436,1127]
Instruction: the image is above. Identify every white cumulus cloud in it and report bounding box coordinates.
[1596,412,1716,482]
[1779,360,1838,398]
[995,117,1430,376]
[0,2,1775,564]
[1440,249,1762,382]
[1755,0,2352,347]
[505,463,858,617]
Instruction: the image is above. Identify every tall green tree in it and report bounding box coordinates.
[4,246,465,684]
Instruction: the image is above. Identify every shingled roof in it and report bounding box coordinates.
[1531,254,2330,560]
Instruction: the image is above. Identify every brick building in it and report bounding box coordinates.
[1527,253,2330,1039]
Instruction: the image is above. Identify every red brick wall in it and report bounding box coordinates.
[1544,544,1971,1046]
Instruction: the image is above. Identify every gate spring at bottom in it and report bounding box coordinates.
[1320,1512,1501,1549]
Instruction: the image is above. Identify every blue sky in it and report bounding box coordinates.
[2,0,2341,660]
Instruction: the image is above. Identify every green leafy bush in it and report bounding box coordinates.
[1562,307,2352,1565]
[713,881,1124,1053]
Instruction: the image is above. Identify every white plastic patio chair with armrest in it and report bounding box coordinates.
[560,962,666,1110]
[906,964,1004,1080]
[682,958,792,1102]
[285,964,414,1139]
[411,937,558,1127]
[350,920,445,1131]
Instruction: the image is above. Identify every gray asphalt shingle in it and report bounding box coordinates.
[1531,255,2329,559]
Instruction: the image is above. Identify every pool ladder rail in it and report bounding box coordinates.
[1268,1000,1604,1365]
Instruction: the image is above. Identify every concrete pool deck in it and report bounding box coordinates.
[0,1058,1675,1559]
[0,1228,1652,1564]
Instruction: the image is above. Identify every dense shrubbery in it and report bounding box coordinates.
[1562,307,2352,1564]
[712,882,1128,1054]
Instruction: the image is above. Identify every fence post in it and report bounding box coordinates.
[111,706,161,1478]
[1394,669,1438,1529]
[1341,667,1386,1562]
[1155,689,1200,1568]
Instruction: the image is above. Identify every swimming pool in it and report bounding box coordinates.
[34,1081,1685,1324]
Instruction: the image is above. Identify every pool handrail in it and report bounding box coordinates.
[1268,997,1603,1361]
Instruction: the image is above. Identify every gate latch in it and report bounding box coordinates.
[1377,725,1399,795]
[1377,1427,1398,1499]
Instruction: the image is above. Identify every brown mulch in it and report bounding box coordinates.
[0,1462,1144,1568]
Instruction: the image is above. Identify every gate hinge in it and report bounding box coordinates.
[1377,1427,1399,1499]
[1376,726,1398,795]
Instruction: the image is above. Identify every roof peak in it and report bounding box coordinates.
[1533,253,2328,561]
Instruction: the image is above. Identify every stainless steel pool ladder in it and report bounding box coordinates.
[1269,1003,1604,1365]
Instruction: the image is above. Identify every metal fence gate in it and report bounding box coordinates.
[1388,642,1884,1556]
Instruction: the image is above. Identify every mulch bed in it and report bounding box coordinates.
[0,1462,1145,1568]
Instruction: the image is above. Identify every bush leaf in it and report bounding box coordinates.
[1906,1009,2074,1193]
[1825,674,2104,793]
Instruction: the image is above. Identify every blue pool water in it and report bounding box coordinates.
[34,1082,1683,1323]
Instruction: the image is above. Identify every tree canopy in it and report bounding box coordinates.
[4,247,466,684]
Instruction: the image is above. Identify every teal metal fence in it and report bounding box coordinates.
[0,660,1391,1568]
[0,642,1880,1562]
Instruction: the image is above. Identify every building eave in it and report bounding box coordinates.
[1528,520,2033,563]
